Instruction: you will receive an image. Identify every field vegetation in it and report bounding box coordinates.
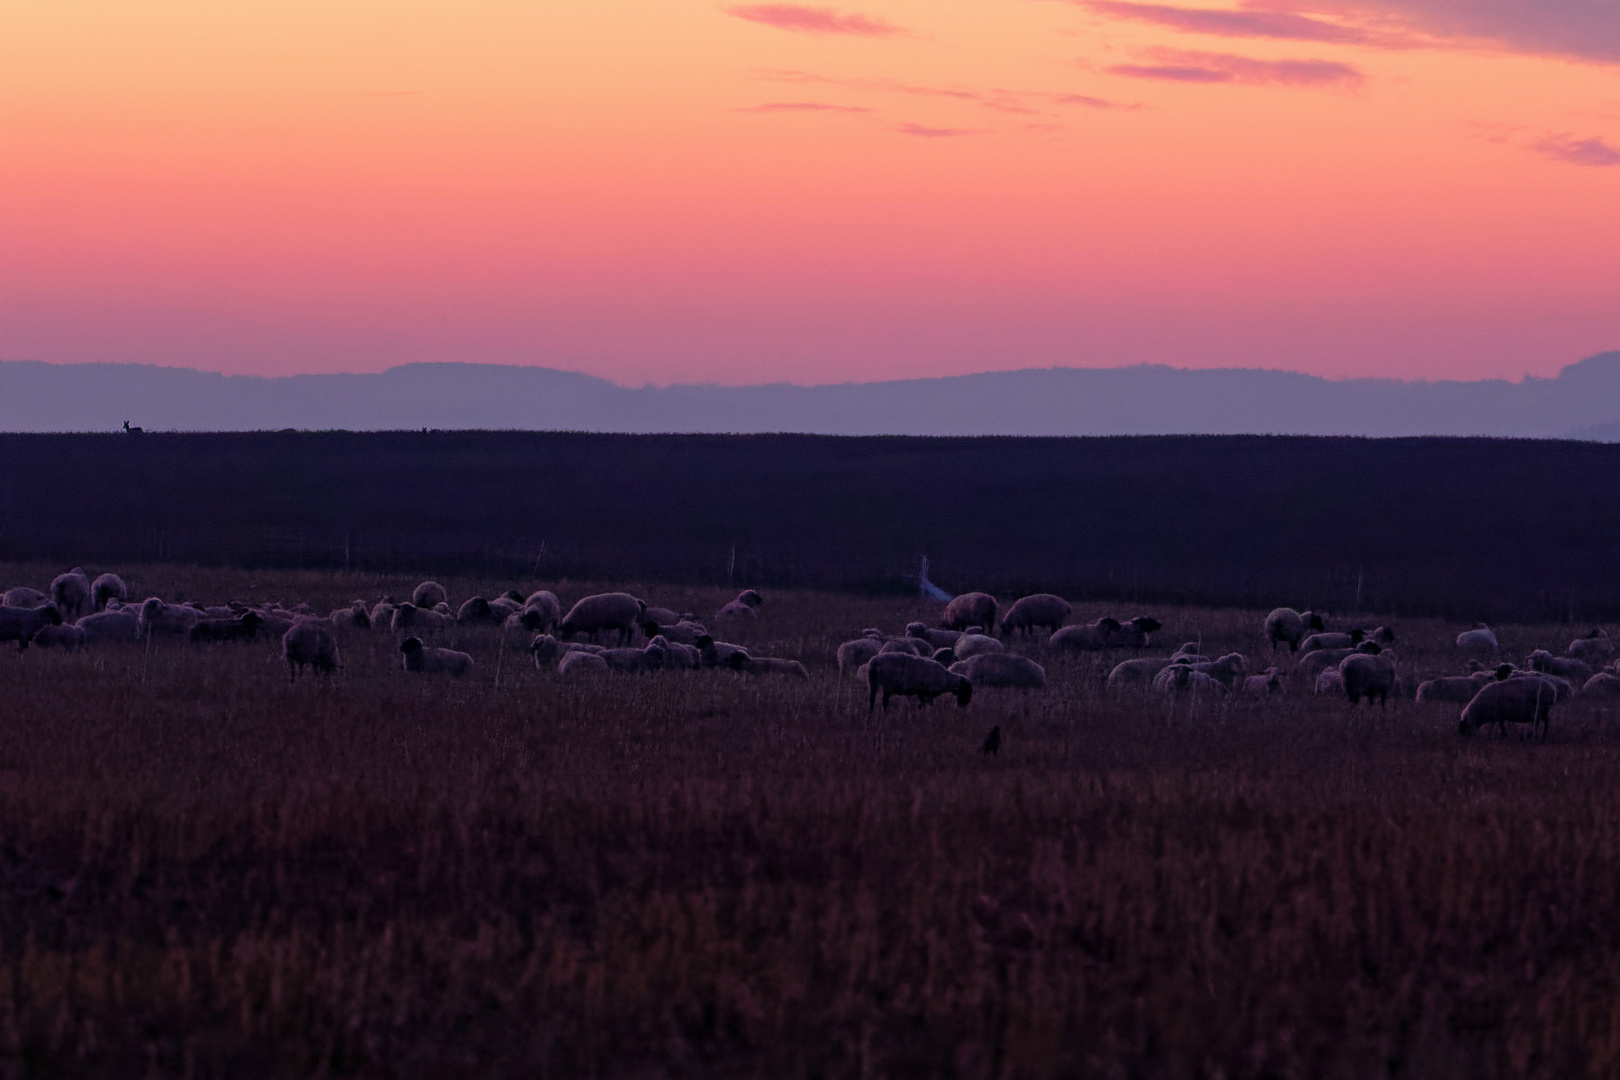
[2,562,1619,1076]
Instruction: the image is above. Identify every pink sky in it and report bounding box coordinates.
[2,0,1617,385]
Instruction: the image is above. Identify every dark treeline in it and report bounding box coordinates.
[1,431,1617,622]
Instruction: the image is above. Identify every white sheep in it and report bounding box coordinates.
[1297,647,1357,676]
[998,595,1071,638]
[942,592,997,632]
[1106,656,1178,690]
[1569,629,1614,664]
[519,591,562,633]
[283,618,341,679]
[1581,673,1620,700]
[529,634,562,668]
[866,652,973,712]
[370,599,398,626]
[557,593,646,644]
[0,603,63,645]
[455,597,502,626]
[1527,650,1591,683]
[1241,667,1281,695]
[76,608,138,643]
[600,643,668,672]
[1264,608,1324,653]
[953,633,1005,661]
[1456,624,1499,658]
[1300,630,1364,653]
[837,634,886,674]
[137,598,200,638]
[1152,664,1227,697]
[91,573,128,612]
[1188,653,1247,688]
[741,656,810,679]
[400,636,471,677]
[558,650,609,676]
[1459,676,1559,738]
[391,602,452,633]
[328,601,372,630]
[906,623,962,650]
[1416,674,1492,704]
[411,581,448,609]
[1313,668,1344,696]
[642,618,708,646]
[878,638,929,657]
[1048,618,1123,653]
[3,587,47,608]
[1107,616,1163,649]
[48,568,92,620]
[25,623,87,651]
[715,589,764,622]
[1339,647,1398,706]
[696,635,751,669]
[648,635,702,669]
[949,652,1046,689]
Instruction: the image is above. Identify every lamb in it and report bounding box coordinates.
[455,597,502,626]
[1313,668,1344,696]
[411,581,448,609]
[1241,667,1282,695]
[391,602,452,633]
[283,618,341,679]
[866,652,973,712]
[1527,650,1591,683]
[1300,629,1365,654]
[1049,617,1123,653]
[1339,646,1398,706]
[942,592,997,632]
[1569,629,1614,664]
[906,623,962,650]
[998,594,1072,638]
[0,603,63,645]
[1106,616,1163,649]
[741,656,810,679]
[76,608,137,643]
[3,587,47,608]
[1106,656,1179,690]
[949,652,1047,690]
[1416,673,1492,704]
[49,568,92,620]
[1456,624,1499,658]
[529,634,561,668]
[837,633,886,673]
[558,650,610,676]
[1459,676,1559,739]
[557,592,646,644]
[188,612,264,643]
[91,573,128,612]
[951,633,1005,661]
[715,590,764,622]
[1581,673,1620,700]
[399,636,472,677]
[521,591,562,633]
[1264,608,1325,653]
[137,598,200,638]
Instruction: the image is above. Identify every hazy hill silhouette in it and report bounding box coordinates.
[3,353,1619,437]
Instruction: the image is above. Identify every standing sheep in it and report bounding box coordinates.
[1106,616,1163,649]
[1527,650,1591,683]
[1241,668,1282,695]
[3,587,47,608]
[1049,618,1123,653]
[455,597,501,626]
[528,634,562,669]
[1581,673,1620,700]
[557,593,647,644]
[838,633,886,674]
[283,619,341,679]
[137,598,200,638]
[411,581,448,609]
[521,591,562,633]
[76,608,138,643]
[400,636,472,677]
[942,592,997,633]
[906,623,962,650]
[952,633,1005,661]
[1456,624,1499,658]
[867,653,973,712]
[1339,647,1398,706]
[1313,668,1345,696]
[0,604,63,645]
[1459,676,1559,739]
[998,594,1072,639]
[329,601,372,630]
[91,573,128,612]
[949,653,1046,690]
[24,623,87,651]
[49,568,92,620]
[1569,629,1614,664]
[1264,608,1325,654]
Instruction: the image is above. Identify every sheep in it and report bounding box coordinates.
[529,634,562,668]
[455,596,502,626]
[715,589,764,622]
[1241,667,1282,695]
[283,618,341,679]
[1339,647,1398,706]
[1300,630,1365,654]
[1368,626,1396,646]
[1188,652,1247,688]
[1152,664,1227,697]
[1313,668,1344,696]
[49,568,92,620]
[953,633,1005,661]
[696,635,751,669]
[558,650,610,676]
[1581,673,1620,700]
[136,598,200,638]
[942,592,997,632]
[1049,618,1123,653]
[932,647,957,665]
[866,652,973,712]
[487,597,523,622]
[521,591,562,633]
[998,594,1071,638]
[1106,656,1178,690]
[91,573,128,612]
[329,601,372,630]
[1416,673,1493,704]
[1459,676,1560,739]
[906,623,962,650]
[1107,616,1163,649]
[188,612,264,643]
[1297,647,1357,676]
[24,623,87,651]
[0,603,63,645]
[1457,624,1499,658]
[400,636,471,677]
[649,635,702,669]
[879,638,929,657]
[741,656,810,679]
[557,592,646,644]
[411,581,448,609]
[370,599,398,626]
[641,619,708,647]
[391,602,452,633]
[3,587,47,608]
[1264,608,1325,653]
[1527,650,1591,683]
[1505,670,1575,703]
[602,643,668,673]
[949,652,1047,690]
[76,608,138,643]
[1569,628,1614,664]
[837,634,886,674]
[248,607,297,639]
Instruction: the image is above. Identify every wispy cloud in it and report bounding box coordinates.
[896,122,983,137]
[1533,133,1620,166]
[1107,48,1365,87]
[1081,1,1415,47]
[752,69,1131,114]
[726,4,909,36]
[736,101,872,113]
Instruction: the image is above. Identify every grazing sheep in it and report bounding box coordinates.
[399,636,472,677]
[1569,629,1614,664]
[1459,676,1559,739]
[1313,668,1344,696]
[49,568,92,620]
[411,581,448,609]
[455,596,502,626]
[1339,647,1398,706]
[906,623,963,650]
[1300,630,1365,654]
[1457,624,1499,658]
[879,638,929,657]
[1107,616,1164,649]
[998,594,1072,638]
[1264,608,1325,653]
[557,592,646,644]
[487,597,523,622]
[838,634,886,674]
[1106,656,1178,690]
[0,603,63,645]
[25,623,87,651]
[715,589,764,622]
[949,652,1047,690]
[1527,650,1591,683]
[952,633,1006,661]
[329,601,372,630]
[91,573,128,612]
[942,592,997,633]
[644,606,684,627]
[1049,618,1123,653]
[1152,664,1227,697]
[866,653,973,712]
[1416,673,1492,704]
[741,656,810,679]
[1506,670,1575,703]
[283,618,341,679]
[521,591,561,633]
[3,587,47,608]
[529,634,562,668]
[188,612,264,643]
[1189,653,1247,688]
[696,635,751,669]
[1242,667,1282,695]
[391,602,452,633]
[76,608,138,643]
[1297,647,1357,676]
[558,650,610,676]
[1581,673,1620,700]
[137,598,200,638]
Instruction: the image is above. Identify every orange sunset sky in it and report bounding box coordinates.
[2,0,1617,385]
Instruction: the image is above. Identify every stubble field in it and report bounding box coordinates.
[2,562,1619,1078]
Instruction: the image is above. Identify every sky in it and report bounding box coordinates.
[1,1,1617,386]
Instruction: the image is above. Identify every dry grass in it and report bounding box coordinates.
[1,562,1618,1077]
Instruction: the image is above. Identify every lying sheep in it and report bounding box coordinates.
[715,589,764,622]
[1107,616,1163,649]
[741,656,810,679]
[1339,646,1398,706]
[77,608,138,643]
[24,623,86,651]
[1106,656,1178,690]
[411,581,448,609]
[1300,629,1364,654]
[641,619,707,646]
[3,587,47,608]
[50,568,92,620]
[1241,667,1282,695]
[558,650,609,676]
[0,603,63,645]
[138,598,200,638]
[696,635,751,669]
[1264,608,1325,653]
[867,652,973,712]
[400,636,471,677]
[1457,624,1499,658]
[283,618,341,679]
[942,592,997,632]
[188,612,264,643]
[1049,618,1123,653]
[1569,628,1614,664]
[392,602,452,633]
[998,595,1072,638]
[906,623,962,650]
[1582,672,1620,700]
[602,644,667,672]
[1459,676,1559,739]
[1416,673,1492,704]
[558,593,646,644]
[649,635,702,669]
[952,633,1004,661]
[1527,650,1591,683]
[456,597,502,626]
[1313,668,1344,696]
[529,634,561,668]
[91,573,128,612]
[949,652,1046,690]
[643,606,684,627]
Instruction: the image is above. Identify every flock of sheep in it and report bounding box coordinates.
[4,568,1616,739]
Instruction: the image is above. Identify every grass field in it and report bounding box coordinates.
[1,562,1618,1077]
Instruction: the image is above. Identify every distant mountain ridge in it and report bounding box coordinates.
[2,353,1619,438]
